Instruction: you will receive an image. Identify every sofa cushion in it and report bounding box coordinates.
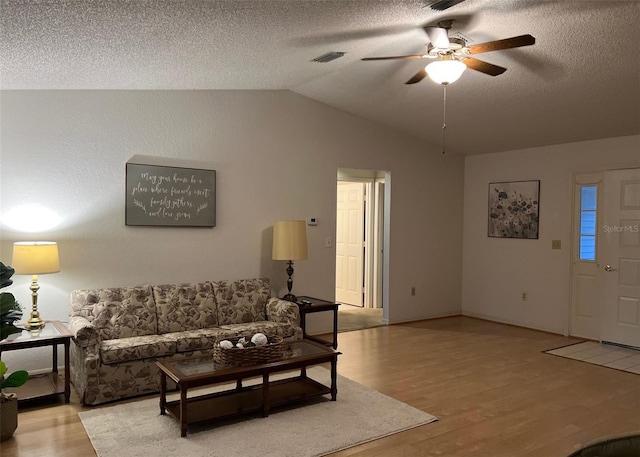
[163,328,240,353]
[153,282,218,334]
[213,279,270,325]
[100,335,176,365]
[220,320,298,340]
[71,286,157,340]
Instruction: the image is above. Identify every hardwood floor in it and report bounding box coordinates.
[2,316,639,457]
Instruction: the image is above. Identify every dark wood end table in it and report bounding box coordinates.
[0,320,73,404]
[295,296,339,349]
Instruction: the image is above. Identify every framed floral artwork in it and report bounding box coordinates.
[488,180,540,239]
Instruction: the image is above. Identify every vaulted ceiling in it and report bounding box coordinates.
[2,0,639,155]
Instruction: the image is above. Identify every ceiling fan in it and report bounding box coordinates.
[361,19,536,85]
[427,0,467,11]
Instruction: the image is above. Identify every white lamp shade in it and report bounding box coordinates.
[12,241,60,275]
[426,59,466,85]
[272,221,308,261]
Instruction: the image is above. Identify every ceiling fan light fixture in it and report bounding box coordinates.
[425,59,466,85]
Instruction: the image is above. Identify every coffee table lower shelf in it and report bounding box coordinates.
[163,376,331,433]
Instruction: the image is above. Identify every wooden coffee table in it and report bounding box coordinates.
[155,339,341,437]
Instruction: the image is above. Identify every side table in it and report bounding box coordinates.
[0,320,73,404]
[294,296,339,349]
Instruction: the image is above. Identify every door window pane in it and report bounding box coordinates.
[579,236,595,260]
[581,186,597,210]
[578,185,597,261]
[580,211,596,235]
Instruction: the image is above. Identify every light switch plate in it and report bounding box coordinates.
[552,240,561,249]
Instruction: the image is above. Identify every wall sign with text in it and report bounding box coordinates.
[125,163,216,227]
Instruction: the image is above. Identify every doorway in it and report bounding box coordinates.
[335,168,388,332]
[570,167,640,348]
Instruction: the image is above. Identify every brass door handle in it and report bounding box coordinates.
[604,265,617,272]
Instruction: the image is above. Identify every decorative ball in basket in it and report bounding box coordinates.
[214,333,284,368]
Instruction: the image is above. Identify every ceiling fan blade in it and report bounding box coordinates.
[424,27,450,49]
[462,57,507,76]
[428,0,467,10]
[405,68,428,85]
[467,34,536,54]
[361,54,426,61]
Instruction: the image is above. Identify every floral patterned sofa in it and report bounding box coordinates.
[67,278,302,405]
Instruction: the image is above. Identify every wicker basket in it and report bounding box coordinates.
[214,335,284,368]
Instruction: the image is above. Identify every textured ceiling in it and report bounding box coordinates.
[1,0,639,155]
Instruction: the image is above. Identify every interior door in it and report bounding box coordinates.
[336,182,364,306]
[601,168,640,348]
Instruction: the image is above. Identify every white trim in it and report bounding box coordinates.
[461,311,565,336]
[363,182,374,308]
[372,181,385,309]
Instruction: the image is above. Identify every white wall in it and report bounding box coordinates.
[0,90,465,371]
[462,135,640,334]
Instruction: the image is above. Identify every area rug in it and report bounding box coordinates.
[544,341,640,375]
[79,366,437,457]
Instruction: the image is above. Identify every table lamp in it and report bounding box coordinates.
[12,241,60,330]
[272,220,308,302]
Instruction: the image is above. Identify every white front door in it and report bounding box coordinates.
[336,182,364,306]
[601,168,640,347]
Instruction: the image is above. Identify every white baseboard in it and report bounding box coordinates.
[386,312,461,326]
[461,311,565,336]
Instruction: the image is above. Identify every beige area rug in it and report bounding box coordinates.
[544,341,640,375]
[79,367,437,457]
[338,305,384,332]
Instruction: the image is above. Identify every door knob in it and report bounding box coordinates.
[604,265,617,272]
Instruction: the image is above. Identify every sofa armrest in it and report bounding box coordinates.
[67,315,99,349]
[266,297,300,326]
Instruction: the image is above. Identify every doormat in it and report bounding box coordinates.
[544,341,640,375]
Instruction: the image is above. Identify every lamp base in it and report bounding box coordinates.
[283,293,297,302]
[24,314,45,330]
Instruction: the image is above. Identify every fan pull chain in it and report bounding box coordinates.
[441,83,448,155]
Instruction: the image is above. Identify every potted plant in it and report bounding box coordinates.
[1,360,28,441]
[0,261,27,442]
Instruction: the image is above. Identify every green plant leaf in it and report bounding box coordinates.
[0,262,15,289]
[1,324,23,340]
[2,370,29,388]
[1,292,17,313]
[1,292,23,330]
[0,360,7,379]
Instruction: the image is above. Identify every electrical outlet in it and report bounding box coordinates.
[324,237,332,248]
[411,287,416,296]
[522,292,527,301]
